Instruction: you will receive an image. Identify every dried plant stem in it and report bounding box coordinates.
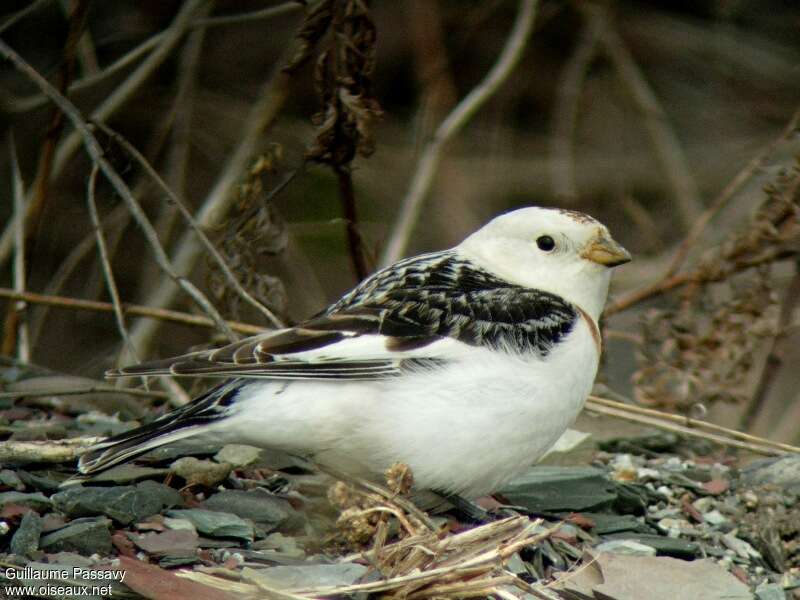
[380,0,539,267]
[594,7,702,231]
[337,166,370,280]
[5,135,30,362]
[665,107,800,278]
[739,261,800,432]
[0,0,208,268]
[0,287,263,336]
[586,396,800,455]
[85,165,139,364]
[127,51,295,357]
[0,0,50,35]
[0,37,239,344]
[549,8,603,200]
[96,124,284,329]
[193,2,304,28]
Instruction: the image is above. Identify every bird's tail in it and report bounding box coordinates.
[76,379,243,478]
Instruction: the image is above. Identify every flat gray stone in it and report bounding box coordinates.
[166,509,254,541]
[39,517,112,556]
[595,539,657,557]
[215,444,262,467]
[10,511,42,557]
[501,467,617,512]
[241,564,368,590]
[202,489,294,528]
[51,481,182,525]
[0,491,51,510]
[755,583,787,600]
[740,455,800,493]
[602,533,700,559]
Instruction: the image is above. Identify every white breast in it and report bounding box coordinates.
[224,315,600,497]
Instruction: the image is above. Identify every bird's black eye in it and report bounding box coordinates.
[536,235,555,252]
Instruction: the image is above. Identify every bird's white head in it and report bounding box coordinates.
[457,207,630,321]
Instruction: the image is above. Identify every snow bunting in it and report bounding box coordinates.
[78,207,630,497]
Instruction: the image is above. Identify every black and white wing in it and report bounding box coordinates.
[109,251,579,381]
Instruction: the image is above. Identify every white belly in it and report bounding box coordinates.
[224,317,599,497]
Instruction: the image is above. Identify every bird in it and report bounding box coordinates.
[77,206,630,499]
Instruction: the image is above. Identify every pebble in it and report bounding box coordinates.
[595,539,657,556]
[39,517,112,556]
[755,583,787,600]
[166,509,254,541]
[201,488,295,529]
[51,481,183,525]
[10,511,42,557]
[214,444,262,468]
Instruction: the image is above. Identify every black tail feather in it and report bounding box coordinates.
[76,380,243,477]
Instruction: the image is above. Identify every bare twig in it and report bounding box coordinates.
[337,166,370,280]
[664,108,800,278]
[739,261,800,431]
[2,32,165,114]
[380,0,539,266]
[0,0,208,268]
[95,124,284,329]
[0,287,264,336]
[549,8,603,200]
[594,7,702,231]
[85,165,139,365]
[0,36,240,344]
[193,2,304,28]
[127,45,297,356]
[0,0,51,35]
[6,135,30,361]
[586,396,800,455]
[58,0,98,75]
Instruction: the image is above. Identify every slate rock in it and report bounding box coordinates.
[501,467,617,512]
[130,529,198,557]
[215,444,262,467]
[740,455,800,493]
[40,517,112,556]
[241,564,368,590]
[51,481,183,525]
[10,511,42,557]
[0,469,25,491]
[202,489,294,528]
[580,513,653,535]
[755,583,787,600]
[170,457,232,487]
[166,509,254,541]
[0,491,50,510]
[595,539,657,556]
[16,470,65,493]
[552,554,753,600]
[603,533,700,559]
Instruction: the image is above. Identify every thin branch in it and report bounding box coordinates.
[0,287,264,336]
[664,107,800,278]
[85,165,139,365]
[0,36,240,343]
[586,396,800,456]
[739,260,800,431]
[96,123,284,329]
[1,32,165,114]
[594,7,702,231]
[0,0,51,35]
[0,0,208,268]
[7,135,29,361]
[336,166,370,280]
[604,248,796,316]
[127,45,297,357]
[380,0,539,267]
[549,8,602,201]
[193,2,304,28]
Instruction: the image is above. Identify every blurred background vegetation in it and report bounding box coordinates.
[1,0,800,445]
